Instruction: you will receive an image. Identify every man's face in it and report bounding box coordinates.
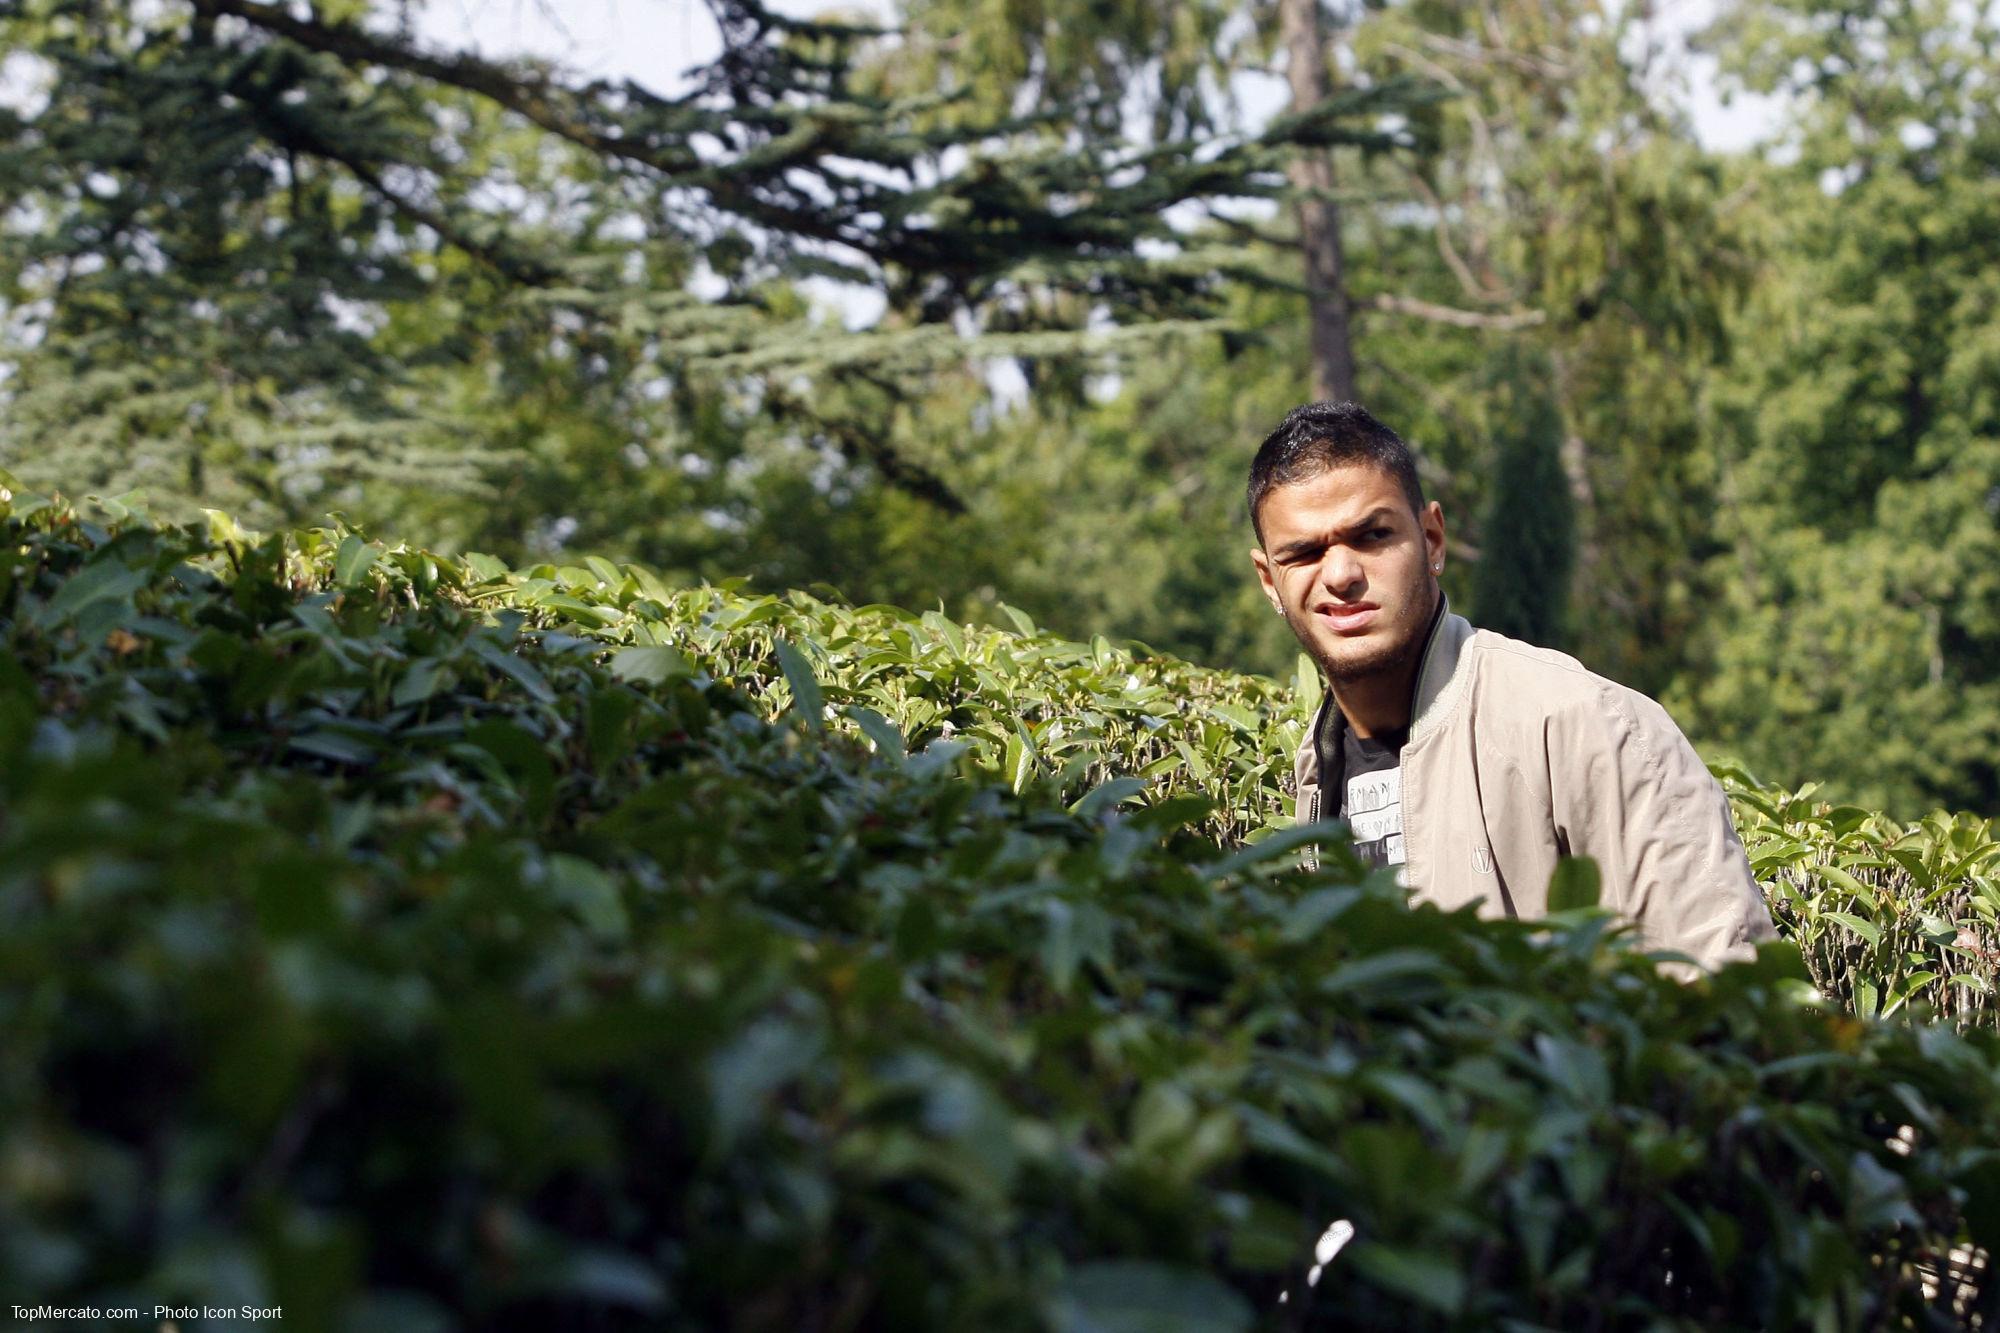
[1250,462,1447,685]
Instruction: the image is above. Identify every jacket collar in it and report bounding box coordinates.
[1293,594,1475,792]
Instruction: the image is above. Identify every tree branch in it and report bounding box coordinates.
[1419,30,1572,84]
[195,0,670,168]
[192,0,887,262]
[763,387,968,515]
[1398,163,1514,304]
[1355,293,1545,329]
[273,118,560,286]
[1203,206,1295,250]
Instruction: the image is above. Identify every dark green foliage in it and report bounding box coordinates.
[1672,0,2000,817]
[4,486,1999,1329]
[1470,350,1574,648]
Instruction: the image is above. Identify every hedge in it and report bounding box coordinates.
[602,572,2000,1032]
[1720,768,2000,1029]
[2,486,1998,1329]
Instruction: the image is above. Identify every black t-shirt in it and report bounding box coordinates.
[1314,698,1410,867]
[1336,719,1407,868]
[1312,598,1443,869]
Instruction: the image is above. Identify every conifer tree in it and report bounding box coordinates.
[0,0,1405,529]
[1470,348,1573,648]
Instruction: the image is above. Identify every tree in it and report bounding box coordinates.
[1668,0,2000,815]
[1279,0,1358,401]
[1338,0,1760,692]
[819,0,1760,686]
[0,0,1390,540]
[1471,346,1572,645]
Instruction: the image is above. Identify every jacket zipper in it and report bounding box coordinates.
[1305,787,1322,871]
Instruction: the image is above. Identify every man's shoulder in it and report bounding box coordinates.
[1462,627,1668,730]
[1464,627,1599,695]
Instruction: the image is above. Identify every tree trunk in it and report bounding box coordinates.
[1279,0,1356,403]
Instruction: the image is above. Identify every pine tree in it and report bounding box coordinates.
[0,0,1405,530]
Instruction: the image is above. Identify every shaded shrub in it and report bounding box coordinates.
[2,485,1998,1330]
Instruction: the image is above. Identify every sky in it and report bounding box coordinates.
[414,0,875,96]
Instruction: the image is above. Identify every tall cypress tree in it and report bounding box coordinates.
[1471,348,1574,648]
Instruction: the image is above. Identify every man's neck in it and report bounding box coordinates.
[1327,591,1443,740]
[1331,668,1418,740]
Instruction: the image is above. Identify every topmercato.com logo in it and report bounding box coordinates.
[12,1307,284,1324]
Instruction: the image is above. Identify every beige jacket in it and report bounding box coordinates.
[1294,602,1776,971]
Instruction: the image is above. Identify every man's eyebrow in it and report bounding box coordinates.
[1270,508,1402,559]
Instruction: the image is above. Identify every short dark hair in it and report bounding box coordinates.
[1246,401,1427,545]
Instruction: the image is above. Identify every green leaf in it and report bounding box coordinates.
[547,853,628,941]
[1293,653,1322,721]
[464,720,556,818]
[921,609,965,656]
[1129,794,1216,831]
[1846,1150,1922,1230]
[1281,887,1362,942]
[1812,861,1883,904]
[1174,739,1212,782]
[998,602,1038,636]
[1042,899,1079,993]
[468,637,555,702]
[1822,911,1883,946]
[542,1248,666,1310]
[1072,776,1148,818]
[460,551,511,583]
[1011,719,1043,790]
[1048,1261,1252,1333]
[609,645,691,685]
[1547,856,1602,911]
[585,689,641,768]
[536,594,621,626]
[392,658,446,707]
[42,558,148,625]
[202,508,254,549]
[1210,702,1260,734]
[1347,1242,1466,1315]
[1204,819,1351,880]
[773,638,825,732]
[707,1018,823,1152]
[1882,971,1940,1018]
[1005,730,1034,794]
[1318,949,1451,997]
[289,730,379,765]
[846,705,906,756]
[334,533,378,587]
[1959,1158,2000,1253]
[1744,939,1815,984]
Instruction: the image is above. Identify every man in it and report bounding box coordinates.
[1248,401,1775,971]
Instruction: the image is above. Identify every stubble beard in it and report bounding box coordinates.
[1289,579,1438,687]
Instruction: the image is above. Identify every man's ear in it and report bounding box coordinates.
[1250,547,1283,615]
[1422,501,1447,570]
